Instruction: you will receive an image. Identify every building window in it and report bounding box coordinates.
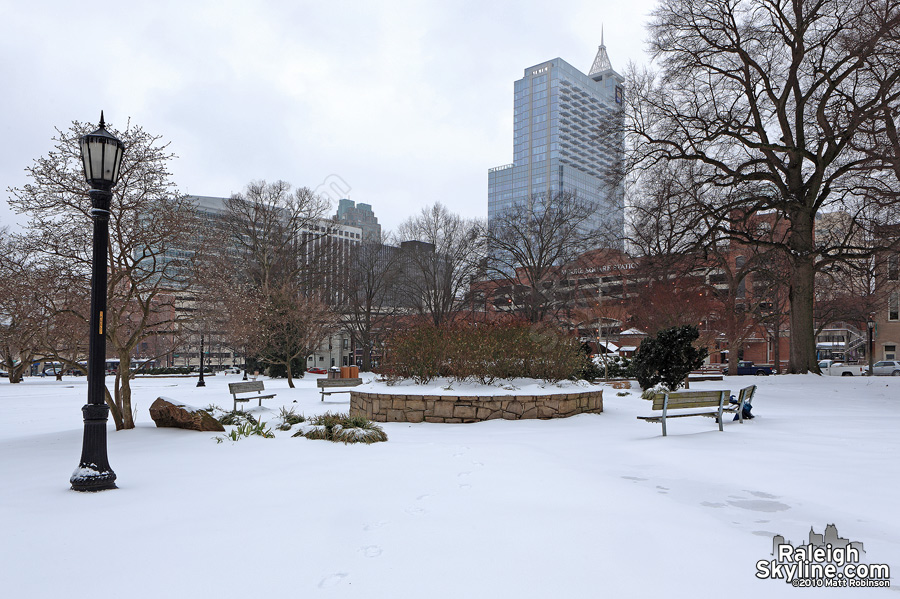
[884,345,896,360]
[889,292,899,321]
[889,255,899,281]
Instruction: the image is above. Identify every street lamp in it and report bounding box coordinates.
[867,317,875,377]
[70,112,124,492]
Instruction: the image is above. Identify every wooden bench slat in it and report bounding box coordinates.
[317,378,363,401]
[229,381,265,393]
[228,380,275,411]
[651,391,728,410]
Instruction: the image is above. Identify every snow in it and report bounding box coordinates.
[358,376,600,396]
[1,372,898,597]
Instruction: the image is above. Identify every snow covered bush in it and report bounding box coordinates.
[291,412,387,444]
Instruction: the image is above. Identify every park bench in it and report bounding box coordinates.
[723,384,756,423]
[316,378,363,401]
[228,380,276,411]
[688,367,725,382]
[637,389,730,436]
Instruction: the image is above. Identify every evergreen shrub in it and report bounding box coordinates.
[632,325,708,391]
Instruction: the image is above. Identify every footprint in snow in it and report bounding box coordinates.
[363,521,387,531]
[405,507,426,516]
[361,545,383,558]
[318,573,348,588]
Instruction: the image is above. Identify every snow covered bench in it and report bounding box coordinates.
[228,381,276,411]
[317,378,362,401]
[637,389,730,436]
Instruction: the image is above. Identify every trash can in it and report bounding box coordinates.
[349,365,359,378]
[340,366,351,379]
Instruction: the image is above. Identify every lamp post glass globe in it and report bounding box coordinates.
[70,112,123,492]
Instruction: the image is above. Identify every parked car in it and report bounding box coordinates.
[722,361,774,376]
[818,359,867,376]
[866,360,900,376]
[223,366,242,374]
[307,367,327,375]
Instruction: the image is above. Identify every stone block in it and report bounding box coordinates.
[387,409,405,422]
[433,400,455,418]
[537,405,555,419]
[406,399,425,411]
[425,417,445,423]
[522,407,538,419]
[406,411,424,423]
[454,405,476,419]
[507,401,524,415]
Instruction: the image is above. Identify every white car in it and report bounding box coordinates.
[223,366,242,374]
[868,361,900,376]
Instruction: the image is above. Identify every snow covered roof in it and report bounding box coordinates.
[619,328,646,336]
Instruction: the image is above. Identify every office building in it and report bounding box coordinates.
[335,199,382,242]
[488,37,625,243]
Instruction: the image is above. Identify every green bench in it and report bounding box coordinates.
[637,389,730,436]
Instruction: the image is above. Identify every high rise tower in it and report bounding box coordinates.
[488,42,625,244]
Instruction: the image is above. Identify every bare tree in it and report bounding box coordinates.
[252,286,338,387]
[0,231,44,383]
[217,180,336,384]
[223,180,330,294]
[342,234,401,371]
[485,191,598,323]
[396,203,485,326]
[626,0,900,372]
[7,119,199,429]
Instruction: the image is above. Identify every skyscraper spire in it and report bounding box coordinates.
[589,26,613,76]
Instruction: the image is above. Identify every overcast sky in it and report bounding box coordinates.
[0,0,658,235]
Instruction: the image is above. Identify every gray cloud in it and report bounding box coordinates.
[0,0,656,234]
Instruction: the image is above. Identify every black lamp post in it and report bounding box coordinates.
[70,113,124,492]
[196,333,206,387]
[867,317,875,377]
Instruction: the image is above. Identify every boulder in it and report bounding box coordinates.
[149,397,224,432]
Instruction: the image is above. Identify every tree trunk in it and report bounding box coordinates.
[5,358,26,383]
[361,339,372,371]
[118,371,136,429]
[105,387,125,430]
[788,254,819,374]
[286,361,295,388]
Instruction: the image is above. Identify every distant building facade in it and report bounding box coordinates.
[335,198,382,242]
[488,38,625,243]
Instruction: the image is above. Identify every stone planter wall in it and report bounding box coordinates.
[349,389,603,423]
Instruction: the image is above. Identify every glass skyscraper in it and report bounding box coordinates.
[488,41,625,244]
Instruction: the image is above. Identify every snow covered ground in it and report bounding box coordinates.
[1,373,897,598]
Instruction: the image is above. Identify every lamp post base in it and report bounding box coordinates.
[70,404,117,492]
